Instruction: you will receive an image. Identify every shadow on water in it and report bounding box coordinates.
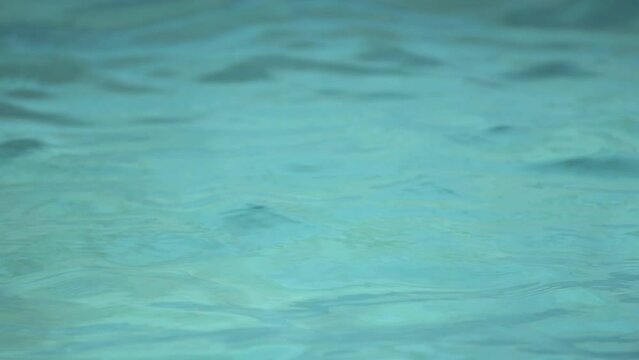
[355,45,442,67]
[0,138,45,159]
[536,156,639,178]
[504,61,596,81]
[0,56,89,84]
[0,100,82,126]
[4,89,53,100]
[199,54,408,84]
[503,0,639,30]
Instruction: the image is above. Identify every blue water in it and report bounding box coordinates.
[1,1,639,359]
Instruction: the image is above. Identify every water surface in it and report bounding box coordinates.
[1,1,639,359]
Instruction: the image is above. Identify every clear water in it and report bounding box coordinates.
[1,1,639,359]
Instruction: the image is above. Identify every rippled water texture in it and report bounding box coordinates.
[1,1,639,359]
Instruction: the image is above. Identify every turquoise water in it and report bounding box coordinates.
[1,1,639,359]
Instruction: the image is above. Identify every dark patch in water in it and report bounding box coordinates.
[286,40,319,49]
[146,68,178,78]
[325,27,400,42]
[465,77,503,88]
[317,89,415,101]
[504,61,595,81]
[220,204,298,235]
[502,0,639,30]
[102,55,158,68]
[98,80,159,94]
[199,55,406,83]
[201,62,272,83]
[486,125,515,133]
[535,41,586,51]
[0,24,84,46]
[357,91,416,100]
[5,89,52,100]
[0,100,81,126]
[373,176,458,198]
[449,125,530,149]
[318,89,358,97]
[356,45,442,67]
[539,156,639,177]
[132,116,191,125]
[0,56,89,84]
[0,138,45,158]
[610,272,639,282]
[455,36,585,52]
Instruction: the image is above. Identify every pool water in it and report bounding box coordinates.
[1,1,639,359]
